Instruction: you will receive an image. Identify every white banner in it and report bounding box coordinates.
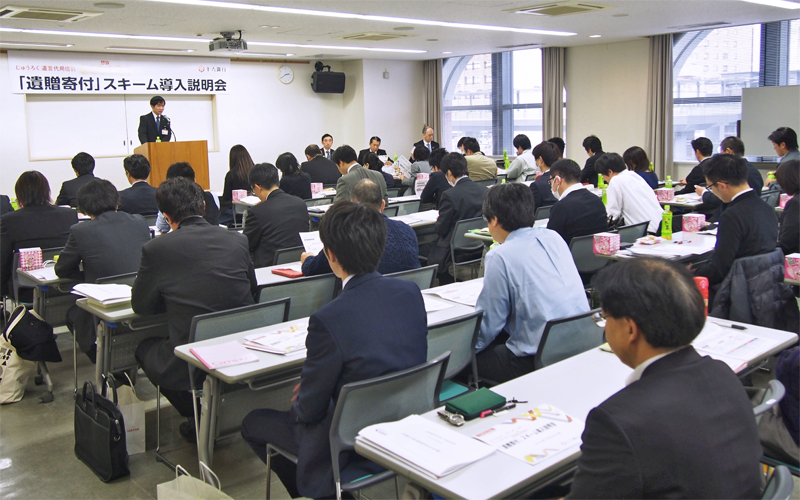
[8,50,230,94]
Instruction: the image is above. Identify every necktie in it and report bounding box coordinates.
[427,143,431,152]
[156,116,160,130]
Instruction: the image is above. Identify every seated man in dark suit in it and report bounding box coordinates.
[357,136,388,165]
[301,179,419,276]
[411,125,440,158]
[547,159,609,245]
[579,135,603,187]
[332,145,388,203]
[241,201,428,499]
[567,258,763,498]
[243,163,309,267]
[0,195,14,216]
[676,137,713,194]
[300,143,341,185]
[429,153,487,284]
[133,177,256,438]
[420,147,451,209]
[362,152,395,189]
[118,154,158,215]
[691,154,778,289]
[696,136,764,221]
[137,95,171,144]
[529,141,560,209]
[56,152,95,207]
[155,162,219,232]
[55,179,151,362]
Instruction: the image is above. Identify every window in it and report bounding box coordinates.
[442,48,550,156]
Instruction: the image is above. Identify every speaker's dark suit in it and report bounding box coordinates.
[428,178,486,274]
[357,148,387,165]
[55,211,151,353]
[137,113,171,144]
[242,189,309,268]
[118,181,158,216]
[529,170,558,209]
[568,347,763,499]
[300,155,341,185]
[0,195,13,216]
[132,217,257,391]
[420,171,452,209]
[241,272,428,499]
[547,188,609,245]
[0,205,77,296]
[413,140,440,152]
[55,173,95,208]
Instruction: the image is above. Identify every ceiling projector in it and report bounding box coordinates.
[209,31,248,52]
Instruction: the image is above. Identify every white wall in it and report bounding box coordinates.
[565,39,650,160]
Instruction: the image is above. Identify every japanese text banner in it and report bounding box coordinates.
[8,50,230,94]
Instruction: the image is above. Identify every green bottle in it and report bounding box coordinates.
[393,153,398,163]
[665,176,673,189]
[10,198,18,210]
[662,205,673,240]
[598,173,605,189]
[649,161,654,172]
[503,149,509,169]
[768,172,776,181]
[156,136,161,143]
[501,178,506,184]
[602,188,607,206]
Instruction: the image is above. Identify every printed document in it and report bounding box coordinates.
[422,279,484,307]
[300,231,324,255]
[243,322,308,355]
[190,341,258,370]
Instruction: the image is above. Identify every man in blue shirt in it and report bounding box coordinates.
[474,183,589,384]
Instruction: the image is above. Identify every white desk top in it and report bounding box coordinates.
[464,220,549,243]
[18,266,73,287]
[389,194,421,204]
[600,231,717,262]
[658,193,705,208]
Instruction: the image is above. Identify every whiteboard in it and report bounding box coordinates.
[124,94,217,153]
[741,86,800,157]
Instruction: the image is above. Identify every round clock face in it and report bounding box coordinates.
[278,65,294,84]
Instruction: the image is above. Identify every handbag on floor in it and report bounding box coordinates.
[74,380,130,482]
[157,462,233,500]
[0,329,36,404]
[5,305,61,363]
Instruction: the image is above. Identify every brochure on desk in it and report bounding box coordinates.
[693,322,782,373]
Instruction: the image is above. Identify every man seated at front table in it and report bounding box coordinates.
[547,159,609,245]
[301,179,419,276]
[56,152,95,208]
[567,258,763,498]
[528,141,560,209]
[463,137,498,181]
[357,136,389,165]
[133,177,257,440]
[332,145,388,203]
[504,134,538,182]
[300,143,341,186]
[695,136,764,221]
[118,154,158,216]
[596,152,663,234]
[411,125,439,158]
[691,154,777,289]
[243,163,309,268]
[473,183,588,384]
[428,152,487,285]
[241,201,429,499]
[155,162,219,232]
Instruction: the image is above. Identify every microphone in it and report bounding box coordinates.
[165,116,176,142]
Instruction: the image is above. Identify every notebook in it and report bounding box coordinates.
[189,341,258,370]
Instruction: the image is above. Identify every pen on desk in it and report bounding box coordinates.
[711,321,747,330]
[481,403,517,418]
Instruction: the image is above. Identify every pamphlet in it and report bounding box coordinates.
[300,231,324,255]
[243,323,308,355]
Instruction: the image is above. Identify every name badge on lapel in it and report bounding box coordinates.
[161,129,169,135]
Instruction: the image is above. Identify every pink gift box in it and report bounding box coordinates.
[232,189,247,202]
[786,253,800,281]
[19,247,43,271]
[780,194,793,209]
[655,188,675,202]
[682,213,706,233]
[311,183,323,194]
[593,232,620,255]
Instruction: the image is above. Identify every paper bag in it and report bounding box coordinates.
[116,374,146,455]
[0,333,36,404]
[157,464,232,500]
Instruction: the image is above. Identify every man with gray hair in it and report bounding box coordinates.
[412,125,440,158]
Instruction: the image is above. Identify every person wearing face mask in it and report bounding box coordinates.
[547,159,609,245]
[528,141,560,209]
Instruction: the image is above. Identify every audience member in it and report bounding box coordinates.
[505,134,539,182]
[404,146,432,188]
[220,144,254,226]
[118,154,158,215]
[676,137,713,194]
[420,148,451,208]
[241,201,428,499]
[776,160,799,256]
[300,143,341,185]
[243,163,309,268]
[301,179,419,276]
[754,346,799,466]
[529,141,560,209]
[55,179,150,362]
[473,183,588,384]
[548,137,565,159]
[623,146,658,189]
[155,162,219,232]
[362,152,395,189]
[357,136,388,165]
[0,195,13,216]
[133,177,256,439]
[580,135,603,187]
[770,126,800,165]
[456,136,467,154]
[0,171,77,298]
[332,145,388,203]
[597,153,662,233]
[276,152,312,200]
[547,159,609,245]
[320,133,334,161]
[463,137,497,181]
[691,154,778,287]
[696,137,764,220]
[56,152,95,207]
[428,153,487,284]
[412,125,439,157]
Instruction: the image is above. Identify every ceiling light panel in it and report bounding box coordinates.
[738,0,800,8]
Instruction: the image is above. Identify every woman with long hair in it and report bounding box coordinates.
[623,146,658,190]
[220,144,255,226]
[276,152,312,200]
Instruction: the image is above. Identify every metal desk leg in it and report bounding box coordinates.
[197,376,220,468]
[33,286,46,317]
[95,321,110,387]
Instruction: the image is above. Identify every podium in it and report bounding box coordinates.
[133,140,210,190]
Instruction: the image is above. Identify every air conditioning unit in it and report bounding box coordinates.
[508,1,610,17]
[0,5,102,22]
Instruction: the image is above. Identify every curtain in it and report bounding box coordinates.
[423,59,443,144]
[645,34,674,179]
[542,47,565,141]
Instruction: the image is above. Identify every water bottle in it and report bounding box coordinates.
[503,149,509,169]
[694,277,709,316]
[501,178,506,184]
[602,188,607,206]
[665,176,673,189]
[156,136,161,143]
[393,153,398,163]
[597,173,604,189]
[662,205,673,240]
[649,161,654,172]
[10,198,18,210]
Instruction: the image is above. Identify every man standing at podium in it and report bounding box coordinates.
[138,96,171,144]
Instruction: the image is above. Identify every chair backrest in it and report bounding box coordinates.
[188,298,290,343]
[427,312,482,381]
[273,246,305,266]
[761,466,793,500]
[392,200,422,216]
[569,234,611,275]
[386,188,401,198]
[142,214,158,226]
[385,264,438,291]
[761,192,780,208]
[383,205,399,217]
[534,309,605,369]
[305,198,333,207]
[525,173,538,181]
[473,178,496,188]
[329,352,450,484]
[256,273,337,320]
[535,205,552,221]
[450,217,487,264]
[96,272,138,287]
[12,247,64,302]
[754,380,786,421]
[616,221,649,244]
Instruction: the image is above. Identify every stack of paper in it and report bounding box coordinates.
[413,210,440,223]
[23,266,59,282]
[243,323,308,355]
[190,341,259,370]
[72,283,132,307]
[357,415,495,479]
[693,322,781,373]
[308,204,332,214]
[422,295,454,313]
[392,215,423,226]
[240,195,261,206]
[422,279,484,307]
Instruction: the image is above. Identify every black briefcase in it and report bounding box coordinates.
[74,380,130,482]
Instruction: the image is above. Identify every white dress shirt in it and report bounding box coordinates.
[559,182,586,200]
[606,170,664,233]
[625,348,680,386]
